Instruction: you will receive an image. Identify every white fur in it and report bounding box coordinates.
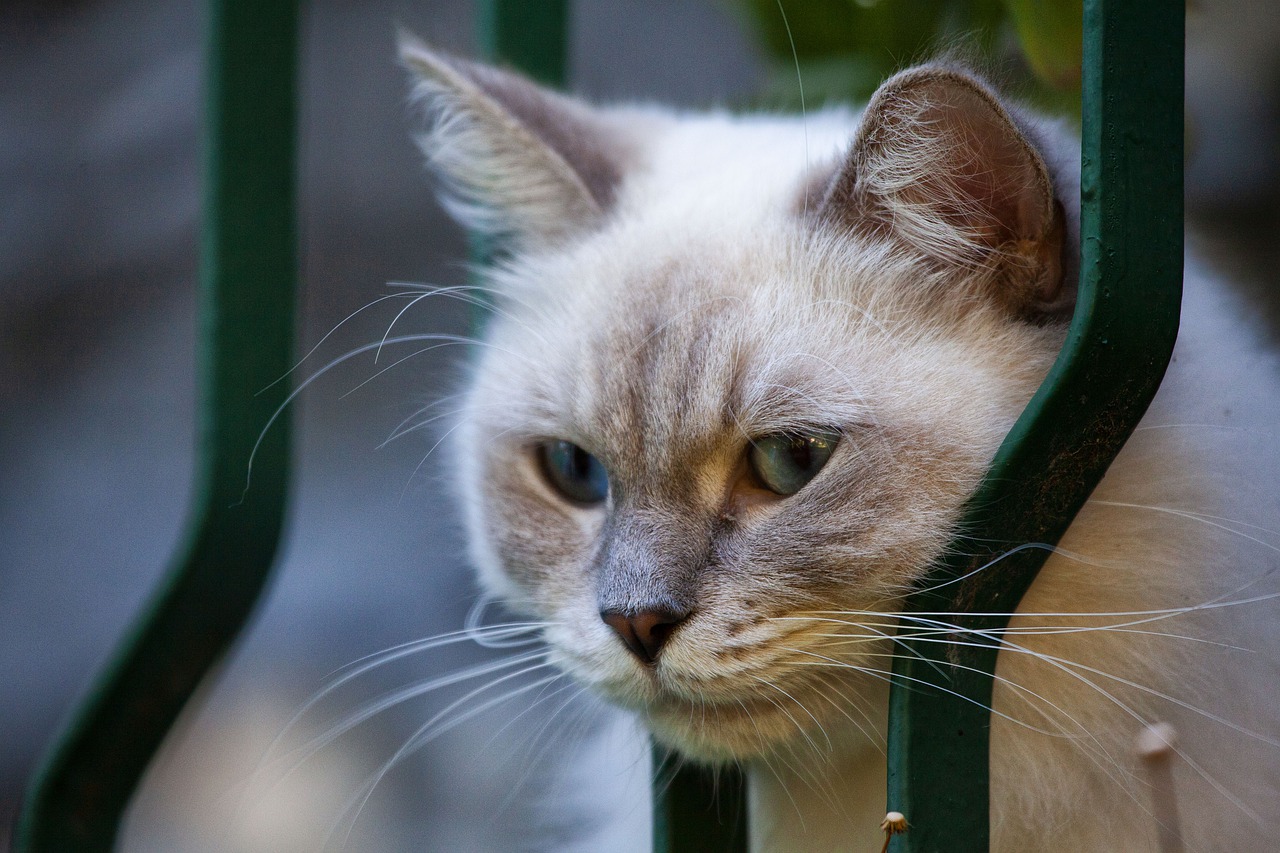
[404,45,1280,852]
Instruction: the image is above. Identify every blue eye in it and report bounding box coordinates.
[749,431,840,496]
[539,440,609,505]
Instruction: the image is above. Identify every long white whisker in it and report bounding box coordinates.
[259,292,422,394]
[850,611,1278,822]
[1091,499,1280,555]
[779,644,1071,739]
[783,644,1148,799]
[800,588,1280,630]
[494,683,593,813]
[330,667,563,850]
[392,281,554,348]
[235,623,544,825]
[338,338,477,400]
[750,674,833,754]
[785,608,1265,652]
[278,651,552,775]
[243,333,522,498]
[374,290,438,362]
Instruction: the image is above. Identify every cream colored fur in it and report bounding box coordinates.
[402,40,1280,852]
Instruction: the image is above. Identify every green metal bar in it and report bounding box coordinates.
[476,0,570,85]
[652,747,749,853]
[885,1,1184,850]
[16,1,298,849]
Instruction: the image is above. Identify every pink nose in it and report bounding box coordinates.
[600,608,687,664]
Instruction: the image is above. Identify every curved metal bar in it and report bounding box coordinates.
[16,2,297,849]
[885,1,1184,849]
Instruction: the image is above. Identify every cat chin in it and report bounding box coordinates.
[645,709,772,763]
[547,647,828,762]
[640,689,883,765]
[575,657,889,764]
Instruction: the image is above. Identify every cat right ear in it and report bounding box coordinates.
[817,65,1073,319]
[399,34,628,248]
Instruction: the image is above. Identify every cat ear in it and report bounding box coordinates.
[398,34,627,247]
[818,66,1072,317]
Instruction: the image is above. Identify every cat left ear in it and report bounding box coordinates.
[818,66,1073,318]
[399,34,628,248]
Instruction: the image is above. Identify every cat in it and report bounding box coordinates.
[395,36,1280,852]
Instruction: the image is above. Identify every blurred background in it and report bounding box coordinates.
[1,1,1276,850]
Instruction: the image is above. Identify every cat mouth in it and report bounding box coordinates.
[552,631,880,758]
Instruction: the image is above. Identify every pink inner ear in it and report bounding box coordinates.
[818,67,1070,315]
[896,85,1052,248]
[827,68,1059,268]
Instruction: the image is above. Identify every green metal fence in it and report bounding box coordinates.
[17,1,297,849]
[885,1,1183,848]
[16,1,1182,850]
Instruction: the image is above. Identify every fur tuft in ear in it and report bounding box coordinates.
[819,66,1072,318]
[398,34,629,248]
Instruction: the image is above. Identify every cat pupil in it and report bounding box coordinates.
[540,439,608,505]
[788,437,813,470]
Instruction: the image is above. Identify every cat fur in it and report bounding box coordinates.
[399,38,1280,852]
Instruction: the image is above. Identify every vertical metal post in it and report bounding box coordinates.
[885,1,1184,850]
[652,747,749,853]
[477,0,569,85]
[15,1,298,849]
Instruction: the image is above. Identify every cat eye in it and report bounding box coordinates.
[749,431,840,496]
[538,439,609,505]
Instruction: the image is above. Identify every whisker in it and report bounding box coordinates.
[749,674,833,754]
[792,611,1259,653]
[464,594,548,649]
[774,0,808,208]
[824,611,1278,822]
[276,650,553,776]
[779,646,1073,739]
[243,333,526,499]
[808,668,886,754]
[1091,499,1280,555]
[379,395,516,448]
[495,684,597,814]
[893,541,1063,600]
[374,289,438,362]
[795,589,1280,637]
[330,668,565,850]
[236,623,544,822]
[337,337,481,400]
[259,291,424,394]
[783,643,1150,798]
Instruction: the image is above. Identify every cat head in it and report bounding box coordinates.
[402,38,1076,761]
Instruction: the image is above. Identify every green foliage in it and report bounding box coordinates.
[1003,0,1082,89]
[727,0,1081,110]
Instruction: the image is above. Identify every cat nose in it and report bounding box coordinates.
[600,608,688,664]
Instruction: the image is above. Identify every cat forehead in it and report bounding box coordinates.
[612,107,857,229]
[469,105,1042,458]
[480,231,961,447]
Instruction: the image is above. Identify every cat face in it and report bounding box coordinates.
[403,41,1074,761]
